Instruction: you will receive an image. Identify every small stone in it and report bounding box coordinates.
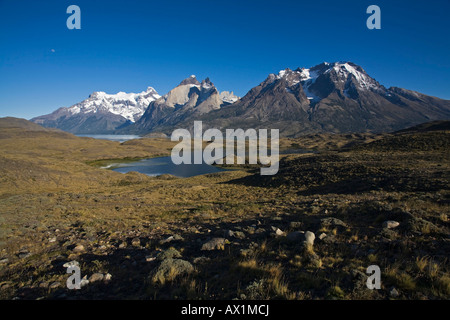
[89,273,104,282]
[48,237,57,243]
[131,237,141,247]
[233,231,246,239]
[119,242,127,249]
[321,217,348,228]
[0,258,9,264]
[73,245,85,253]
[63,260,79,268]
[146,256,157,262]
[289,222,303,229]
[38,282,49,289]
[390,287,400,297]
[104,273,112,281]
[49,282,61,289]
[80,279,89,288]
[160,234,184,244]
[201,238,226,251]
[383,221,400,229]
[304,231,315,246]
[319,233,327,240]
[18,252,31,259]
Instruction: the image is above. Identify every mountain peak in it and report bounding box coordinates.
[201,77,214,89]
[179,75,201,86]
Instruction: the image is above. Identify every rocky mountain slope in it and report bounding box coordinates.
[195,62,450,137]
[122,76,239,133]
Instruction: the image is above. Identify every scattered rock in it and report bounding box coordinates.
[201,238,226,251]
[289,221,303,229]
[63,260,79,268]
[304,231,315,246]
[383,221,400,229]
[351,269,368,291]
[89,273,104,282]
[104,273,112,281]
[319,233,327,240]
[48,237,57,243]
[321,217,348,228]
[233,231,246,239]
[390,287,400,298]
[0,258,9,264]
[131,237,141,247]
[73,245,85,253]
[118,242,127,249]
[286,231,304,242]
[271,226,285,237]
[80,279,90,288]
[152,259,194,283]
[160,234,184,244]
[17,252,31,259]
[49,282,61,289]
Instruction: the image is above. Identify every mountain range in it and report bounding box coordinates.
[31,62,450,136]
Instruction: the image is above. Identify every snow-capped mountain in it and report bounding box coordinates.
[268,62,385,103]
[32,87,160,134]
[195,61,450,136]
[71,87,160,122]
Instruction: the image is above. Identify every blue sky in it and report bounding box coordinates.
[0,0,449,119]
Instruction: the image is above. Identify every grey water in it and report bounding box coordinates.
[110,156,227,178]
[76,134,140,143]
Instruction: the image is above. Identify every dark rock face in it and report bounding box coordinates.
[197,62,450,137]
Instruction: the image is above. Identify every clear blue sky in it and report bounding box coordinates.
[0,0,449,119]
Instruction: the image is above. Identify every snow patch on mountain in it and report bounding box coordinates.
[67,87,160,122]
[220,91,240,104]
[327,62,380,90]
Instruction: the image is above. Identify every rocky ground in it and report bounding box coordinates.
[0,120,448,300]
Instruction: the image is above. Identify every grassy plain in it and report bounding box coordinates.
[0,118,448,300]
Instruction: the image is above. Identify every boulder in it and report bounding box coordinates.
[382,221,400,229]
[201,238,226,251]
